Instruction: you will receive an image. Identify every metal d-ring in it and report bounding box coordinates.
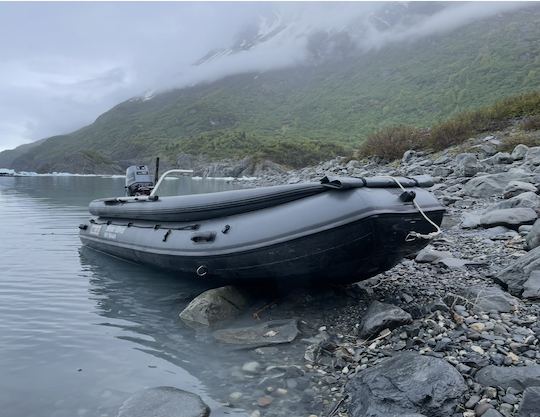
[196,265,208,277]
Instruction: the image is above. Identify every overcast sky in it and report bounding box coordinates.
[0,1,527,152]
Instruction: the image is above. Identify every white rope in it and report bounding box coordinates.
[382,176,442,241]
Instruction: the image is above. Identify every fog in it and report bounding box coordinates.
[0,2,527,151]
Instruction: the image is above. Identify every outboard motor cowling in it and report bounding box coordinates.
[125,165,154,196]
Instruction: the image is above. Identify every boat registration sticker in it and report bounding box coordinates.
[104,225,126,240]
[89,224,102,236]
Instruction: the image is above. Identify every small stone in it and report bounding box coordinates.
[483,386,497,399]
[471,345,485,355]
[257,395,273,407]
[465,394,481,408]
[229,392,242,403]
[275,388,288,396]
[470,323,486,332]
[475,402,494,416]
[242,361,261,374]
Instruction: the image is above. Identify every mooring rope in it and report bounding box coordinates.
[382,176,442,241]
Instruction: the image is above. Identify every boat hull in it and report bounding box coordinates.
[80,183,444,285]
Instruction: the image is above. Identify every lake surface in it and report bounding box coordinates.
[0,176,252,417]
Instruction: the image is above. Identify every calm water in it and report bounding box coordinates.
[0,176,249,417]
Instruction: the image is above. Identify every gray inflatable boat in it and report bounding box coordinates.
[79,175,444,285]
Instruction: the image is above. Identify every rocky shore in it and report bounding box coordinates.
[120,126,540,417]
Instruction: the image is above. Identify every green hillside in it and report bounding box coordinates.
[2,6,540,173]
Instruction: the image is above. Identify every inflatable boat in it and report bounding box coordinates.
[79,173,444,285]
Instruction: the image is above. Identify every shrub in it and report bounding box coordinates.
[521,115,540,131]
[500,132,540,152]
[357,125,426,161]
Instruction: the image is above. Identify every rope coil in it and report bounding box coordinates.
[383,176,442,241]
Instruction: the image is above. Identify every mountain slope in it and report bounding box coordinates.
[2,6,540,173]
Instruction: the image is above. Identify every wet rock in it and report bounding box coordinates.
[512,144,529,161]
[179,286,247,328]
[517,386,540,417]
[213,319,299,346]
[347,352,466,417]
[117,387,210,417]
[526,220,540,250]
[479,208,537,230]
[475,364,540,391]
[456,153,483,177]
[503,181,537,199]
[465,286,518,313]
[522,271,540,299]
[359,301,412,338]
[241,361,261,374]
[495,246,540,296]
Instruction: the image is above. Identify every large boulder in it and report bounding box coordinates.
[517,386,540,417]
[213,319,299,346]
[503,181,538,199]
[347,352,466,417]
[526,220,540,250]
[489,191,540,211]
[494,246,540,296]
[463,171,533,198]
[479,208,537,230]
[465,286,519,313]
[117,387,210,417]
[455,153,483,177]
[475,365,540,391]
[179,286,247,328]
[359,301,412,338]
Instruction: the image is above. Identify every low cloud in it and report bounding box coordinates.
[0,2,529,152]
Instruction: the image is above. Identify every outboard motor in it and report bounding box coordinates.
[125,165,154,196]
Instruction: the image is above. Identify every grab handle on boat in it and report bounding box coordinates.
[150,169,194,197]
[191,232,216,243]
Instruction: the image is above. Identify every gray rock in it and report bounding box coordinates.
[463,172,532,198]
[402,150,416,164]
[213,319,299,346]
[432,166,454,177]
[517,386,540,417]
[526,220,540,250]
[465,286,519,313]
[433,155,452,165]
[117,387,210,417]
[475,365,540,391]
[495,246,540,296]
[359,301,412,338]
[503,181,538,199]
[479,208,537,229]
[456,153,483,177]
[347,352,466,417]
[525,147,540,166]
[512,144,529,161]
[522,271,540,299]
[482,410,504,417]
[415,246,452,263]
[462,213,483,229]
[179,286,247,328]
[490,192,540,211]
[485,152,514,165]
